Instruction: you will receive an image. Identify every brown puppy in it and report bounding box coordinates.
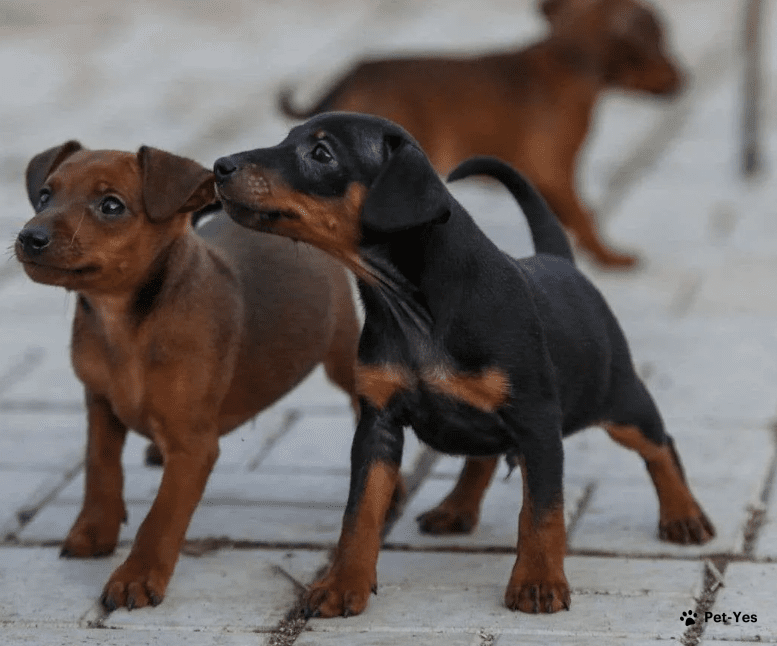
[280,0,684,268]
[15,142,360,610]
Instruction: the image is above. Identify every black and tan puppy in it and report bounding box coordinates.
[213,113,714,617]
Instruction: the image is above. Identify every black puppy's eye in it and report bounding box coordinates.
[100,196,125,217]
[37,188,51,210]
[311,143,333,164]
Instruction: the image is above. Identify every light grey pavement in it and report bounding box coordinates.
[1,0,776,644]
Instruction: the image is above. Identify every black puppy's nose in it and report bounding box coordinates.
[214,157,237,183]
[17,226,51,255]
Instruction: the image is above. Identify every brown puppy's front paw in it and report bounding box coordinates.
[416,505,478,535]
[505,568,571,613]
[660,511,715,545]
[61,511,124,558]
[302,570,376,618]
[101,558,170,610]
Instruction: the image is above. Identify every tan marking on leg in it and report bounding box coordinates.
[417,456,498,534]
[423,366,510,412]
[305,461,400,617]
[605,423,715,543]
[355,362,412,409]
[505,456,570,613]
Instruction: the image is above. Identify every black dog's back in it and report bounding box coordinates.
[449,157,640,434]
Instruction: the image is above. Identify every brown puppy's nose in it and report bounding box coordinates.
[213,157,237,184]
[17,226,51,255]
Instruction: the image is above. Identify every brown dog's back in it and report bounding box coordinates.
[197,213,358,431]
[280,0,684,267]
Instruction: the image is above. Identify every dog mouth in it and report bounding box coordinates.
[218,194,296,230]
[20,258,99,276]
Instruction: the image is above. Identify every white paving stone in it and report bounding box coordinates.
[702,562,777,642]
[0,547,117,624]
[104,549,327,631]
[1,627,266,645]
[0,412,84,470]
[306,554,703,640]
[296,631,482,645]
[20,479,348,546]
[0,470,67,536]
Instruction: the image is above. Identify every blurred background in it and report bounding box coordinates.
[0,0,768,259]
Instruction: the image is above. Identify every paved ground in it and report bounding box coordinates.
[1,0,776,644]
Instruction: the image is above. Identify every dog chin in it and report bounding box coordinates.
[20,259,97,287]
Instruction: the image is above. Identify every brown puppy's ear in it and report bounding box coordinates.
[361,139,451,233]
[26,140,83,206]
[137,146,216,221]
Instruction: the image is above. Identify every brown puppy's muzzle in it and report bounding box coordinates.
[16,225,51,258]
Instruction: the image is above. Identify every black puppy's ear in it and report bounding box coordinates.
[26,140,83,206]
[361,139,451,233]
[138,146,216,221]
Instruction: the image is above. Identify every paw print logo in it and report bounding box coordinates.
[681,610,698,626]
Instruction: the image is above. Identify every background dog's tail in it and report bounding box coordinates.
[447,156,575,263]
[278,83,340,119]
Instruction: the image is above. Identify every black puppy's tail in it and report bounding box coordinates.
[447,156,575,263]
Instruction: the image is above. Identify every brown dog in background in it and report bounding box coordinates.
[15,142,360,610]
[280,0,684,268]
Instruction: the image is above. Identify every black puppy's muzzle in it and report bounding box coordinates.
[16,226,51,257]
[213,156,238,185]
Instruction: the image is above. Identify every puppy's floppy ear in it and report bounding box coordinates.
[361,137,451,233]
[137,146,216,221]
[26,140,83,206]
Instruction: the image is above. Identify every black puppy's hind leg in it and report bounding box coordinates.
[603,377,715,544]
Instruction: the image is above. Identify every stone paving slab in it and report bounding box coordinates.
[0,412,84,469]
[0,470,67,538]
[305,554,703,640]
[19,488,347,547]
[296,631,483,646]
[103,549,326,631]
[0,547,118,624]
[1,628,266,646]
[624,317,777,424]
[701,562,777,642]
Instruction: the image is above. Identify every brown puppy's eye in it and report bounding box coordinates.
[311,143,333,164]
[100,196,125,217]
[37,189,51,210]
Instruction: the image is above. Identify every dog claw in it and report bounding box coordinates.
[371,583,378,595]
[101,594,117,612]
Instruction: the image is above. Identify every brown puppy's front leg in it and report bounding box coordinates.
[304,404,403,618]
[416,456,498,534]
[101,425,219,610]
[62,391,128,558]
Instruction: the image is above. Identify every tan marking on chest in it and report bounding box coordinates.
[355,363,412,409]
[423,366,511,412]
